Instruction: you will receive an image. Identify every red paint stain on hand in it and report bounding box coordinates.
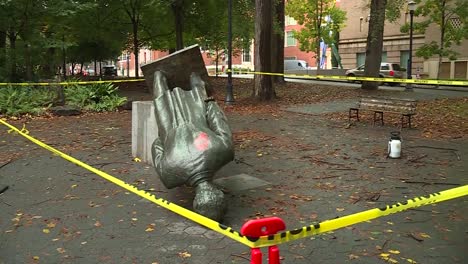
[194,132,210,151]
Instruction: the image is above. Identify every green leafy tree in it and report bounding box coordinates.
[0,0,51,81]
[116,0,179,77]
[401,0,468,79]
[385,0,406,22]
[286,0,346,72]
[70,0,127,75]
[191,0,254,76]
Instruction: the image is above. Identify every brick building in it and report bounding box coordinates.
[338,0,468,79]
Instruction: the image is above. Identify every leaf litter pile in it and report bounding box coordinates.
[207,78,468,139]
[1,78,466,164]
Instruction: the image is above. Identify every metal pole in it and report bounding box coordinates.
[225,0,235,103]
[406,9,414,90]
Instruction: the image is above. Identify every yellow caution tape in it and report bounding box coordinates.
[249,185,467,247]
[0,79,145,86]
[0,119,254,247]
[226,69,468,86]
[3,72,466,86]
[1,118,467,248]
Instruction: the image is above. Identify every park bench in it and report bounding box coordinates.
[349,96,417,128]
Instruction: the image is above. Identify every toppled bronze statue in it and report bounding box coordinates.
[151,71,234,221]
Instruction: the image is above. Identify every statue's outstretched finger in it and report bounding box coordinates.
[206,101,234,152]
[190,72,208,104]
[153,71,170,99]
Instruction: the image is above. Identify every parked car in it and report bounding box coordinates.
[85,68,95,76]
[345,62,405,86]
[102,65,117,76]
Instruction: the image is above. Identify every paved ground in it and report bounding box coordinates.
[1,83,467,264]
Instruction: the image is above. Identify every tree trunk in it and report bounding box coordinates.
[172,0,184,50]
[43,47,55,78]
[436,0,446,80]
[272,0,285,83]
[62,36,66,79]
[315,0,324,75]
[361,0,387,90]
[8,32,17,81]
[94,59,98,76]
[24,43,33,81]
[331,32,340,68]
[133,22,140,78]
[254,0,274,100]
[0,30,6,71]
[215,49,219,77]
[71,62,76,76]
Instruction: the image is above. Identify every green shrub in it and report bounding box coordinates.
[64,82,127,112]
[0,85,54,116]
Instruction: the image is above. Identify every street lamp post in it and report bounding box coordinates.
[225,0,235,104]
[406,0,416,90]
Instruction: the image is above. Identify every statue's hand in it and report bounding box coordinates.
[151,72,234,189]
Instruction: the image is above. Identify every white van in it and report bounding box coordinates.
[284,60,308,71]
[284,60,315,75]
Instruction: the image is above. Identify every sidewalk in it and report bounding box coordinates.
[1,85,467,263]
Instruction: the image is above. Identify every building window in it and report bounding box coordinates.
[286,31,296,47]
[119,54,128,61]
[381,51,387,62]
[450,17,462,29]
[356,52,366,67]
[356,52,388,67]
[285,16,297,26]
[242,49,251,62]
[400,50,410,69]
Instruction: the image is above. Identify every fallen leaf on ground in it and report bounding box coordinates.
[145,223,156,232]
[178,251,191,258]
[419,232,431,238]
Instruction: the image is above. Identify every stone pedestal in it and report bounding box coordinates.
[131,101,157,165]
